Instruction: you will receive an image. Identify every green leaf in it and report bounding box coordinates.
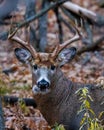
[77,109,86,115]
[88,95,93,102]
[80,116,86,125]
[88,108,95,116]
[79,122,87,130]
[98,111,104,119]
[89,121,95,130]
[82,87,89,96]
[83,100,90,108]
[54,124,65,130]
[75,88,82,95]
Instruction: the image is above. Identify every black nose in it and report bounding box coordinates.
[37,79,49,90]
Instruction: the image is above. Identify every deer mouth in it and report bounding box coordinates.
[40,86,48,91]
[32,85,50,95]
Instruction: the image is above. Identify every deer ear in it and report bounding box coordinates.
[57,47,76,67]
[15,48,32,63]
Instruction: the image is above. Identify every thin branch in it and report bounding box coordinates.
[60,6,81,25]
[58,12,76,34]
[62,1,104,26]
[17,0,69,29]
[82,18,93,45]
[0,0,68,40]
[77,36,104,54]
[62,1,97,23]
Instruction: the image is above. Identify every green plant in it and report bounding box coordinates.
[76,87,104,130]
[18,98,30,115]
[53,123,65,130]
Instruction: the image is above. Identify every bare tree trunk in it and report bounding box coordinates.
[0,0,19,19]
[0,97,5,130]
[25,0,38,49]
[39,0,48,52]
[54,7,64,44]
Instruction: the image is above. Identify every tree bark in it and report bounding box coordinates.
[0,97,5,130]
[62,1,104,26]
[2,96,37,108]
[39,0,48,52]
[0,0,18,19]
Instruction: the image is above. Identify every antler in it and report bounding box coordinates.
[51,22,82,59]
[8,28,38,58]
[8,22,81,60]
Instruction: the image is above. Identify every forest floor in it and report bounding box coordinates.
[0,0,104,129]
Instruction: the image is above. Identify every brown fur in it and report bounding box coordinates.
[13,47,104,130]
[33,68,104,130]
[31,53,57,67]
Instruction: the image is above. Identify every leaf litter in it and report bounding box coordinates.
[0,1,104,129]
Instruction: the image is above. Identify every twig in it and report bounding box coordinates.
[77,35,104,54]
[17,0,69,29]
[58,13,75,34]
[60,6,80,26]
[62,1,104,26]
[62,1,97,23]
[0,0,68,40]
[82,18,93,45]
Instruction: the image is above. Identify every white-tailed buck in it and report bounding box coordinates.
[8,27,104,130]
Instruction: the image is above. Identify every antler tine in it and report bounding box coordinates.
[8,28,38,58]
[51,21,82,59]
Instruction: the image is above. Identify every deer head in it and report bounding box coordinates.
[8,26,81,95]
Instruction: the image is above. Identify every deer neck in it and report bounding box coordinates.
[32,67,77,125]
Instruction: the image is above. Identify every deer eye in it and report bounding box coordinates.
[33,64,38,70]
[50,65,56,71]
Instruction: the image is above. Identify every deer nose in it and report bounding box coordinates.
[37,79,50,90]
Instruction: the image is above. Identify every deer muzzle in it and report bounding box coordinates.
[32,78,51,95]
[37,79,50,90]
